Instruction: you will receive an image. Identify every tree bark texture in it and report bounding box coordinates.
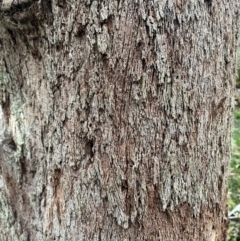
[0,1,239,240]
[237,25,240,78]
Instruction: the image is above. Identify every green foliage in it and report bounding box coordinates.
[228,107,240,241]
[229,109,240,203]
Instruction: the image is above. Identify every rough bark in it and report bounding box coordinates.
[237,24,240,80]
[0,1,239,240]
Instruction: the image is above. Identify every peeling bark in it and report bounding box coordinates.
[0,1,239,240]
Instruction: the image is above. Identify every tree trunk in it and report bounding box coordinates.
[0,1,239,240]
[237,23,240,81]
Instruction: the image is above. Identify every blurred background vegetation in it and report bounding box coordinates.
[228,107,240,240]
[228,33,240,241]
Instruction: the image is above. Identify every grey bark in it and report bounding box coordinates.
[0,0,239,240]
[237,23,240,79]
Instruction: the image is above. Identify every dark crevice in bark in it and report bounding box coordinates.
[57,0,66,8]
[0,0,37,13]
[1,96,10,124]
[3,137,17,152]
[6,28,17,44]
[204,0,212,7]
[19,158,27,176]
[41,0,53,25]
[85,139,94,158]
[75,23,87,38]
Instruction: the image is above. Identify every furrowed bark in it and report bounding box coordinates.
[0,1,239,240]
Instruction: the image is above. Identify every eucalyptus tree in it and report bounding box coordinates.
[0,1,239,240]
